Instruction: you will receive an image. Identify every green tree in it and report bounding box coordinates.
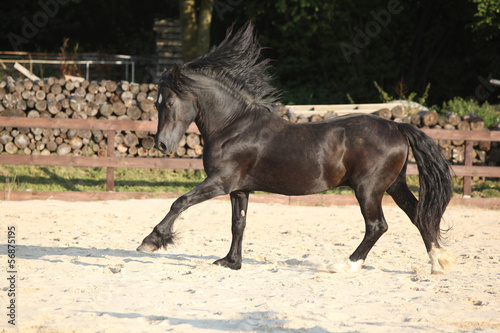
[470,0,500,38]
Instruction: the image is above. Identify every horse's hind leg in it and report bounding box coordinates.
[213,191,249,270]
[333,188,388,273]
[386,169,453,274]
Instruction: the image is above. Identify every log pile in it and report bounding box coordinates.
[0,77,499,166]
[0,76,204,159]
[281,104,499,166]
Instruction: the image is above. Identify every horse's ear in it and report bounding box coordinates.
[172,63,181,82]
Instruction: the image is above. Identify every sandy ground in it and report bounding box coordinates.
[0,197,499,333]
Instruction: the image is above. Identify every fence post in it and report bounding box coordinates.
[463,140,473,198]
[106,130,116,192]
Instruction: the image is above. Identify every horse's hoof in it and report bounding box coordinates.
[213,258,241,270]
[327,259,364,273]
[431,269,445,275]
[429,245,454,275]
[136,242,158,253]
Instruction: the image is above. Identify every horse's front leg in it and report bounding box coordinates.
[137,177,226,253]
[213,191,249,270]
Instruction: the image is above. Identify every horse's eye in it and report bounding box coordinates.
[167,101,174,107]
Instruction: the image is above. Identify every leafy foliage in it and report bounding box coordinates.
[213,0,500,106]
[470,0,500,39]
[441,97,500,127]
[0,0,499,106]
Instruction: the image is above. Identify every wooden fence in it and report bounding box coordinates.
[1,116,500,198]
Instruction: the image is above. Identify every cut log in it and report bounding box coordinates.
[50,84,62,95]
[64,80,75,92]
[121,91,134,105]
[99,104,114,117]
[69,136,83,150]
[128,145,138,156]
[376,108,392,120]
[94,92,107,105]
[186,133,200,149]
[141,136,155,150]
[14,133,29,149]
[0,131,13,145]
[48,101,62,114]
[120,81,130,91]
[468,115,485,131]
[309,114,323,122]
[446,112,461,126]
[124,132,139,147]
[74,87,86,97]
[438,139,452,148]
[130,83,140,94]
[418,110,438,127]
[87,82,99,94]
[5,142,18,154]
[114,102,126,116]
[126,105,142,120]
[479,140,491,152]
[140,99,156,113]
[35,100,47,111]
[457,120,471,131]
[106,80,118,92]
[176,146,186,157]
[86,102,99,117]
[85,93,95,103]
[410,114,421,126]
[136,92,147,103]
[35,90,46,101]
[391,105,404,118]
[3,94,18,108]
[116,143,128,154]
[441,147,452,161]
[195,145,204,156]
[137,147,149,157]
[92,129,104,143]
[57,143,72,156]
[1,108,25,117]
[452,146,465,164]
[114,132,125,145]
[70,96,86,112]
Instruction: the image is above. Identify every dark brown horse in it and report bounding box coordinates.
[137,22,453,274]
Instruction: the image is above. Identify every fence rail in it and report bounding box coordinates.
[1,117,500,198]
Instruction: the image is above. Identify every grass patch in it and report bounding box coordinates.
[0,165,206,194]
[0,165,498,198]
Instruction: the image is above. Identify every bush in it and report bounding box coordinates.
[441,97,500,127]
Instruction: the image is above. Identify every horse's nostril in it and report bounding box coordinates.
[158,141,167,152]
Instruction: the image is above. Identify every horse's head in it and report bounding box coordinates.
[155,64,198,154]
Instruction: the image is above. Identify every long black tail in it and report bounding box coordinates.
[396,123,452,250]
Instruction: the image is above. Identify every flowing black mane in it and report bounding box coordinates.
[160,22,280,110]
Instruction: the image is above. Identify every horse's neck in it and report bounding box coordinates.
[192,76,258,139]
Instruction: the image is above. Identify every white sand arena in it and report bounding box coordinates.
[1,198,499,332]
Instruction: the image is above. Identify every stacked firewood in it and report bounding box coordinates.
[0,77,498,166]
[372,106,492,165]
[0,76,205,158]
[281,104,496,165]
